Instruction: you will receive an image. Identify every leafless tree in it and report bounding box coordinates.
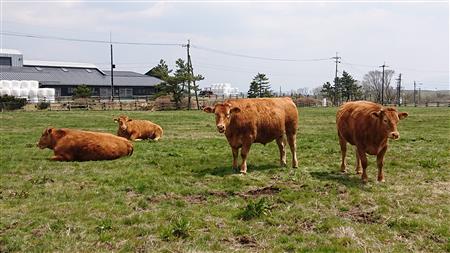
[362,70,395,103]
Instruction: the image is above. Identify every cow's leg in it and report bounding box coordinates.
[130,133,141,141]
[51,152,72,161]
[376,146,388,182]
[338,133,348,173]
[355,147,362,174]
[231,147,239,171]
[357,148,368,183]
[276,135,287,167]
[286,134,298,168]
[240,143,251,174]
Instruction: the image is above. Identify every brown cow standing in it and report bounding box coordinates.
[204,97,298,174]
[336,101,408,183]
[114,115,163,141]
[37,128,133,161]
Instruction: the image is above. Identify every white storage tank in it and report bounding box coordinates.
[11,80,20,89]
[37,89,47,101]
[29,89,39,103]
[46,88,55,103]
[1,80,12,89]
[0,89,12,96]
[20,80,30,89]
[38,88,56,103]
[19,88,29,99]
[11,88,21,97]
[29,80,39,89]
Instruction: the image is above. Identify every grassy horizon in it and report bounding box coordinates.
[1,107,449,252]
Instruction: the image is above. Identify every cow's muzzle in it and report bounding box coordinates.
[217,125,225,133]
[389,132,400,140]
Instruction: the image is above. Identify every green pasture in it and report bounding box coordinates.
[0,107,449,252]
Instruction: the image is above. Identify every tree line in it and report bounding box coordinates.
[320,69,398,106]
[144,58,401,107]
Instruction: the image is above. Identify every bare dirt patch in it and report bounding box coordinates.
[339,206,382,224]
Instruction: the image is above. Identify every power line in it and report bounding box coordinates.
[191,44,331,62]
[0,31,184,47]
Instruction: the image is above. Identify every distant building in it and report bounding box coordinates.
[0,49,162,98]
[209,83,239,97]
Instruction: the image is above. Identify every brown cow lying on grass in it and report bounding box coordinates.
[336,101,408,183]
[114,115,163,141]
[37,127,133,161]
[204,97,299,174]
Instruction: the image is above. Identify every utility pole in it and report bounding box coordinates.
[184,40,192,110]
[110,33,115,102]
[413,81,417,107]
[396,73,402,106]
[183,40,200,110]
[379,62,388,105]
[418,87,421,106]
[279,86,282,97]
[331,52,341,106]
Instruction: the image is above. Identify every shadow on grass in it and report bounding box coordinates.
[310,170,364,189]
[194,164,277,177]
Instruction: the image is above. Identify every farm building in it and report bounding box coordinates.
[0,49,162,99]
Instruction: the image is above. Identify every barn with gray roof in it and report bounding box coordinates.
[0,49,162,98]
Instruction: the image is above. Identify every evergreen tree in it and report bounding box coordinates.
[321,81,336,105]
[145,59,171,80]
[146,58,205,109]
[248,73,272,98]
[340,71,362,101]
[73,84,92,98]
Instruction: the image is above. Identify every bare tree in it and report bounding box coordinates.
[362,70,395,103]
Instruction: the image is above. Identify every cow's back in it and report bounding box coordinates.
[56,129,132,161]
[336,101,382,146]
[226,97,298,144]
[128,119,162,139]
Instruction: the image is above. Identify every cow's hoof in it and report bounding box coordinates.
[240,171,247,175]
[377,178,385,183]
[356,170,362,175]
[340,169,348,174]
[362,178,369,184]
[280,162,287,167]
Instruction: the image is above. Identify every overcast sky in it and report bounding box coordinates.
[1,1,448,92]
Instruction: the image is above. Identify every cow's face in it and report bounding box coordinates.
[371,108,408,140]
[114,115,130,131]
[37,127,55,149]
[203,103,241,133]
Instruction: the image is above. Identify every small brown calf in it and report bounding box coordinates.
[114,115,163,141]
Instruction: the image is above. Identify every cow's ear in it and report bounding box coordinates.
[371,111,382,118]
[398,112,408,120]
[113,118,118,123]
[203,106,214,113]
[127,118,132,122]
[230,107,241,114]
[46,128,53,134]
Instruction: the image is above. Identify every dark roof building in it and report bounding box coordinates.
[0,49,162,98]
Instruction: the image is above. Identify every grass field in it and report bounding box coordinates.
[1,107,449,252]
